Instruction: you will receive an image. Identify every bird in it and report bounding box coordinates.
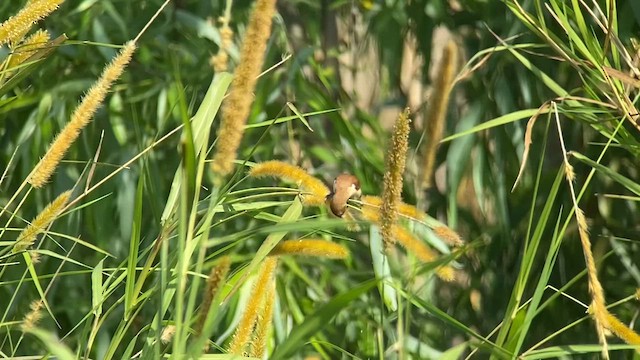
[327,174,362,217]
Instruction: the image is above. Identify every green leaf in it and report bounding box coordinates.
[442,108,542,143]
[369,225,397,311]
[161,73,233,222]
[224,198,303,301]
[270,280,378,359]
[124,172,144,320]
[571,151,640,196]
[91,258,104,317]
[25,328,76,360]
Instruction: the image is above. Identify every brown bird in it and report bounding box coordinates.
[327,174,362,217]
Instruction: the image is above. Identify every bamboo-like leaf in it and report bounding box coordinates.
[369,225,397,311]
[91,258,104,317]
[124,172,144,320]
[161,73,233,222]
[270,280,378,358]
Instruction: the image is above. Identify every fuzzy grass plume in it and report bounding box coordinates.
[249,160,330,206]
[228,257,278,355]
[211,0,277,175]
[211,16,233,72]
[0,0,63,46]
[7,29,50,69]
[420,40,458,188]
[13,190,71,253]
[603,312,640,346]
[556,107,610,356]
[380,107,411,250]
[361,195,424,221]
[28,41,136,188]
[248,278,276,358]
[196,256,231,350]
[21,300,44,331]
[270,239,349,259]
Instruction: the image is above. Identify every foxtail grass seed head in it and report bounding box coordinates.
[393,225,436,262]
[433,225,464,246]
[420,40,458,189]
[361,195,425,221]
[211,18,233,72]
[21,300,44,331]
[327,174,361,217]
[636,288,640,300]
[380,108,411,250]
[211,0,277,176]
[603,312,640,345]
[574,206,608,354]
[249,279,276,358]
[0,0,63,46]
[249,161,330,206]
[7,29,49,69]
[28,42,136,188]
[228,257,278,355]
[161,325,176,344]
[13,190,71,253]
[196,256,231,346]
[28,250,41,264]
[270,239,349,259]
[393,225,454,281]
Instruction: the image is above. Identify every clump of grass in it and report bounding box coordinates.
[248,160,330,206]
[380,108,411,250]
[211,0,278,176]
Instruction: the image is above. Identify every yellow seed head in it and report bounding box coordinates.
[161,325,176,344]
[249,161,330,206]
[436,266,456,282]
[270,239,349,259]
[21,300,44,331]
[603,311,640,345]
[196,256,231,350]
[211,0,277,175]
[13,190,71,253]
[393,225,436,262]
[249,279,276,357]
[361,195,424,221]
[28,42,136,188]
[229,257,278,355]
[0,0,63,46]
[393,225,454,281]
[420,40,458,188]
[433,226,464,246]
[7,29,50,69]
[380,108,411,249]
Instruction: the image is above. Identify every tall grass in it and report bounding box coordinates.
[1,0,639,359]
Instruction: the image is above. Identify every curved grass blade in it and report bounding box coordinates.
[270,279,378,359]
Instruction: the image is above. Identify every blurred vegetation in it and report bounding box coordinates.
[1,0,640,358]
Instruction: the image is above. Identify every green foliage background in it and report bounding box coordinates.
[1,0,640,358]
